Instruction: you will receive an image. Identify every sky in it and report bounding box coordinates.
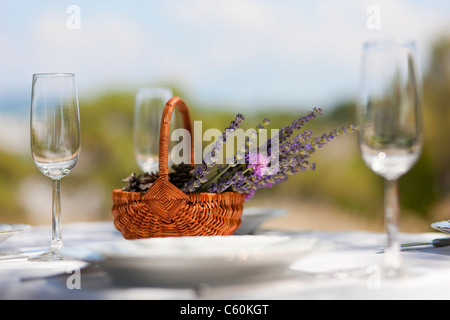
[0,0,449,114]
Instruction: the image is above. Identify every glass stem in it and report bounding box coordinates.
[383,178,401,277]
[50,179,63,252]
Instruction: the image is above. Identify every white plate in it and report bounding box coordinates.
[61,235,330,287]
[0,224,31,243]
[234,207,286,235]
[431,221,450,234]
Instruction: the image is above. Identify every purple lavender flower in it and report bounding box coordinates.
[264,107,322,155]
[182,114,245,193]
[247,152,270,178]
[244,189,255,201]
[180,108,357,200]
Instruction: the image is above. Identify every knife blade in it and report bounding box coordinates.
[401,237,450,248]
[377,237,450,253]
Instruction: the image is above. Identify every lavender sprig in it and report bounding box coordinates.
[266,107,322,150]
[180,108,356,200]
[181,114,245,193]
[202,117,272,193]
[224,124,356,200]
[238,124,357,197]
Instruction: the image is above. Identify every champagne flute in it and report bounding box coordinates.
[357,40,423,277]
[30,73,81,261]
[133,87,173,173]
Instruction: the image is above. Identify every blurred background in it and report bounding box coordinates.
[0,0,449,232]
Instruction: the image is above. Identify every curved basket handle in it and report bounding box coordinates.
[158,97,194,178]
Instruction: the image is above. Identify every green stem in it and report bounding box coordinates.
[197,165,233,192]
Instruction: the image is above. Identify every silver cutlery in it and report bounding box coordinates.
[377,237,450,253]
[400,237,450,249]
[0,248,46,261]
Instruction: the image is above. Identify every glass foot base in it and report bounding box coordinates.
[28,250,68,262]
[382,266,405,279]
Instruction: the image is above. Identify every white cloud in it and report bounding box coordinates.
[164,0,450,107]
[168,0,277,33]
[27,12,157,91]
[0,1,449,110]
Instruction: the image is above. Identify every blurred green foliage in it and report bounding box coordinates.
[0,150,33,219]
[0,38,449,224]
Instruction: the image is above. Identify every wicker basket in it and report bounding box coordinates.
[112,97,245,239]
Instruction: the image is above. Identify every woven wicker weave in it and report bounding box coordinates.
[112,97,245,239]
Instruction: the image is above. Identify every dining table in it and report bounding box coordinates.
[1,220,450,302]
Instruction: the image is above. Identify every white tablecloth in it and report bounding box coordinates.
[1,221,450,300]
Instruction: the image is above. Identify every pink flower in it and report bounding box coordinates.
[248,152,270,178]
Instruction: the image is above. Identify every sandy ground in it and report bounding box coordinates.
[253,197,448,234]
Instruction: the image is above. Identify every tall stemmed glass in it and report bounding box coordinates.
[30,73,81,261]
[357,40,422,277]
[133,87,173,173]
